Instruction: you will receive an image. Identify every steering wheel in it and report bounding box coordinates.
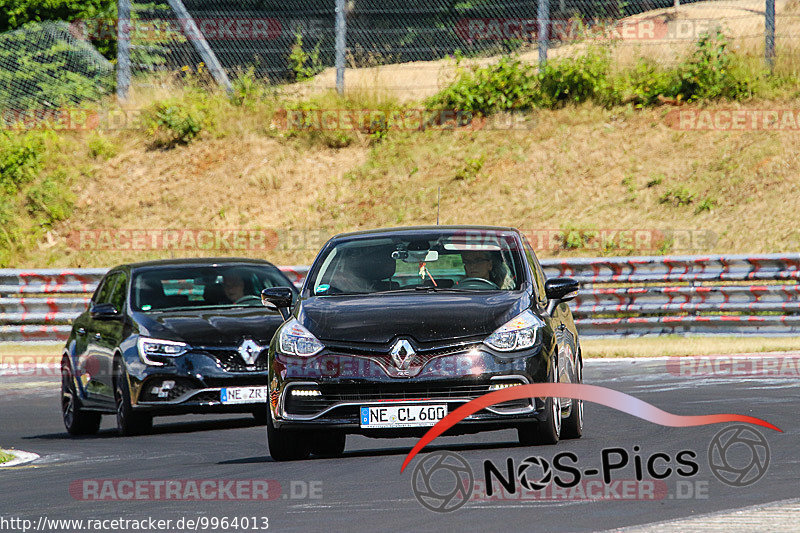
[457,277,499,289]
[235,295,263,304]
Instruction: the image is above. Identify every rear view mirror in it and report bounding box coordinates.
[261,287,294,309]
[91,302,120,320]
[392,250,439,263]
[545,278,579,301]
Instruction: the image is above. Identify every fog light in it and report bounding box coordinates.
[489,382,523,391]
[152,380,176,398]
[290,388,321,397]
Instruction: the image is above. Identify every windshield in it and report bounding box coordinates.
[308,231,525,296]
[131,264,294,312]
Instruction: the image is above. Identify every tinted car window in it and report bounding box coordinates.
[108,272,128,312]
[131,264,294,311]
[522,236,548,306]
[93,272,120,305]
[309,231,525,295]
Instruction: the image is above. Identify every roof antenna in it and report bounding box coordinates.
[436,187,440,225]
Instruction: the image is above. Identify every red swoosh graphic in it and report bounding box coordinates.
[400,383,781,473]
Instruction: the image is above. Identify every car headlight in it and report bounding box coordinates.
[484,310,545,352]
[278,318,324,357]
[137,337,189,366]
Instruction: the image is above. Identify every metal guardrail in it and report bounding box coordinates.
[1,255,799,341]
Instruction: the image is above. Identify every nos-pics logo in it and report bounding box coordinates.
[410,424,770,512]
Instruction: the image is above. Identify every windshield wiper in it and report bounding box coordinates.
[371,287,472,293]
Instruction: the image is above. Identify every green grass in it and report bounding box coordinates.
[0,450,15,465]
[582,336,800,358]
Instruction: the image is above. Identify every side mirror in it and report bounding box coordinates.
[545,277,579,302]
[91,302,120,320]
[261,287,294,309]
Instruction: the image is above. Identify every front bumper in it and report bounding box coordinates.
[125,346,269,415]
[269,341,553,433]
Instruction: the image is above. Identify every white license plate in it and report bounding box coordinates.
[220,386,268,404]
[360,404,447,428]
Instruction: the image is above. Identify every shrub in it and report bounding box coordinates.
[659,187,695,206]
[289,32,323,82]
[427,57,538,115]
[535,47,612,108]
[0,131,44,193]
[26,171,74,226]
[672,31,752,102]
[142,94,212,148]
[230,67,270,107]
[87,133,117,159]
[428,31,756,116]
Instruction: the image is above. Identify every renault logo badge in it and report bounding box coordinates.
[238,339,262,365]
[390,339,416,370]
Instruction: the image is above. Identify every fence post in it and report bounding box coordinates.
[537,0,550,67]
[165,0,232,93]
[335,0,346,94]
[765,0,775,71]
[116,0,131,100]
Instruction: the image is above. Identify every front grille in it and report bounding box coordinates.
[323,340,483,359]
[283,381,531,416]
[202,348,269,372]
[192,391,222,403]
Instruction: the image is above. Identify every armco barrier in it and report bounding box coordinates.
[0,254,798,341]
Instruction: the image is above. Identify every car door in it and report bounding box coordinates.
[81,271,124,406]
[93,270,129,403]
[522,236,579,384]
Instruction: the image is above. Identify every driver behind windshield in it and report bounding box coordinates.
[222,271,249,303]
[459,250,515,289]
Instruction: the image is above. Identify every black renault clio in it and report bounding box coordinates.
[61,258,297,436]
[262,226,583,460]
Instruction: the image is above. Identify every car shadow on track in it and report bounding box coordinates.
[24,416,264,440]
[219,438,529,464]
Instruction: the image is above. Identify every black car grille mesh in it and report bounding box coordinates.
[202,348,269,372]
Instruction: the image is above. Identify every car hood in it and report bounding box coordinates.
[133,307,285,346]
[297,291,530,344]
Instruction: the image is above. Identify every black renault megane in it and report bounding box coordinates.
[261,226,583,460]
[61,258,297,436]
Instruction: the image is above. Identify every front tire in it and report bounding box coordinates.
[266,410,309,461]
[61,358,101,436]
[561,355,583,440]
[518,361,561,446]
[114,361,152,436]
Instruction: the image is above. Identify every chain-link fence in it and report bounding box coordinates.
[116,0,800,98]
[0,21,114,112]
[0,0,797,108]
